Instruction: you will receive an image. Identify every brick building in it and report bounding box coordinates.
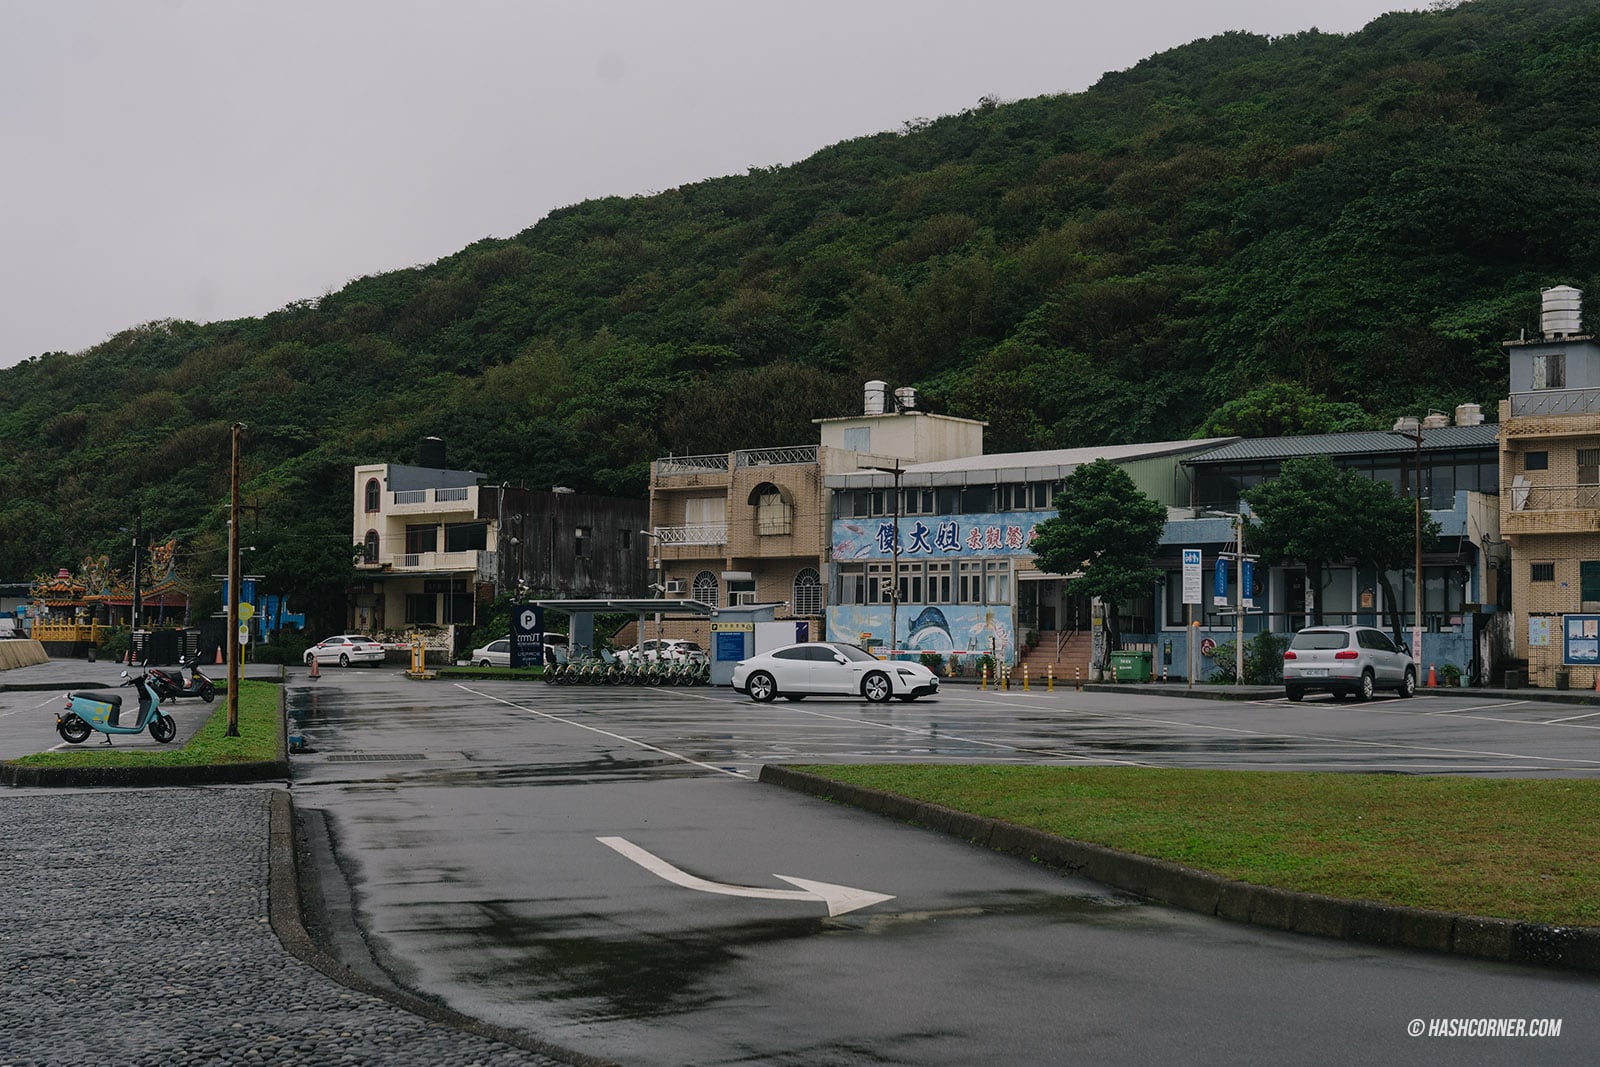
[1500,285,1600,687]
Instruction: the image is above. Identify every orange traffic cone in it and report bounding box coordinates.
[1427,664,1437,687]
[215,646,223,665]
[309,656,320,679]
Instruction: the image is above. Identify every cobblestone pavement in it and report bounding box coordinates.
[1,788,580,1067]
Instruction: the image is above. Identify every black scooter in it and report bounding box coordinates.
[148,655,217,703]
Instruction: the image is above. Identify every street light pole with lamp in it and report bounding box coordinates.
[640,529,665,644]
[1388,417,1430,665]
[864,462,904,657]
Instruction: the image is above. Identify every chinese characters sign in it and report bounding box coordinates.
[835,513,1042,560]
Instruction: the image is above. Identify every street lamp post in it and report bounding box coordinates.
[865,463,904,657]
[640,529,664,644]
[1389,418,1428,665]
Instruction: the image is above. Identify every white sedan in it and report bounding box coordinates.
[304,634,386,667]
[731,641,939,703]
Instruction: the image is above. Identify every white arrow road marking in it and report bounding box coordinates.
[597,836,895,917]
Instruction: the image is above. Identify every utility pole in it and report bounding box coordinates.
[866,462,904,657]
[130,509,143,639]
[227,423,244,737]
[1390,418,1429,664]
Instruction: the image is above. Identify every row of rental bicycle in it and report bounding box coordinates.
[543,648,712,686]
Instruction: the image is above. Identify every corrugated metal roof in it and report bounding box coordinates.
[826,438,1238,488]
[1183,424,1500,465]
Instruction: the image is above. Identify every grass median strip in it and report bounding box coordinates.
[13,681,280,767]
[795,764,1600,927]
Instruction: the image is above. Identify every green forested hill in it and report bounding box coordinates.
[3,0,1599,617]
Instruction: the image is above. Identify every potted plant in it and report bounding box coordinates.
[1440,663,1462,687]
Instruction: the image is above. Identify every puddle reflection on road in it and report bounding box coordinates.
[441,890,1140,1024]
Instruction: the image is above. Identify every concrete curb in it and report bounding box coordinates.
[0,682,289,789]
[758,764,1600,975]
[266,789,615,1067]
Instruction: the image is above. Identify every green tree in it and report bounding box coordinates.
[1030,459,1166,664]
[1243,456,1436,640]
[1197,382,1373,438]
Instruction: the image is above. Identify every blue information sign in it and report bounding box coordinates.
[1213,558,1229,608]
[1563,614,1600,666]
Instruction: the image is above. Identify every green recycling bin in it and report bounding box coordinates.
[1109,650,1152,682]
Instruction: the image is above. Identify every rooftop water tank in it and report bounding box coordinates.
[1455,403,1483,426]
[864,380,888,415]
[894,386,918,411]
[418,436,446,468]
[1542,285,1582,338]
[1422,411,1450,429]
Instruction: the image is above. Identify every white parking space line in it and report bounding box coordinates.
[0,694,62,720]
[1542,709,1600,724]
[456,684,754,779]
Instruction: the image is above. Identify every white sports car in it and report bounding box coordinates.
[731,641,939,703]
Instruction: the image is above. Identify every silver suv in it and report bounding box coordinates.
[1282,625,1416,702]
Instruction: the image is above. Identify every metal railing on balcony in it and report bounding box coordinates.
[1510,387,1600,418]
[735,445,818,467]
[654,523,728,546]
[391,487,474,506]
[654,454,731,477]
[1506,483,1600,511]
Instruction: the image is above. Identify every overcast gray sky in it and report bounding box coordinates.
[0,0,1415,367]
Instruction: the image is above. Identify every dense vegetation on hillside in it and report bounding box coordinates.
[3,0,1599,624]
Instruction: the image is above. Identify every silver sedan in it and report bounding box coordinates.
[1282,625,1415,702]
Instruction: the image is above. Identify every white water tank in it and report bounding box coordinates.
[1542,285,1583,338]
[894,386,918,411]
[1392,415,1420,434]
[1455,403,1483,426]
[1422,411,1450,429]
[864,380,888,415]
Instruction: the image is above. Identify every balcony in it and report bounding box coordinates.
[1503,483,1600,537]
[1509,387,1600,418]
[356,549,497,575]
[653,523,728,546]
[385,486,478,515]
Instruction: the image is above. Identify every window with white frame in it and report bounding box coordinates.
[793,568,823,615]
[835,564,866,605]
[692,569,718,602]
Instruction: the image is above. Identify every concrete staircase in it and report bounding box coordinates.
[1017,630,1093,684]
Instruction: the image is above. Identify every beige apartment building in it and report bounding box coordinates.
[1500,285,1600,688]
[644,383,984,646]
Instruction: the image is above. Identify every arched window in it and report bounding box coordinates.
[748,482,793,536]
[363,530,380,563]
[364,478,381,512]
[793,567,822,616]
[692,569,719,604]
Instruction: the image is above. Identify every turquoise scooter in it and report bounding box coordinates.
[57,667,177,745]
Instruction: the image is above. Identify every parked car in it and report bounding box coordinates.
[731,641,939,703]
[471,637,566,668]
[303,634,387,667]
[1282,625,1415,702]
[472,638,513,668]
[617,639,707,665]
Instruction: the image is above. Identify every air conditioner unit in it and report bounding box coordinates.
[665,579,686,595]
[735,591,758,605]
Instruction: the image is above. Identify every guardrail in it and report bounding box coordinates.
[1510,387,1600,418]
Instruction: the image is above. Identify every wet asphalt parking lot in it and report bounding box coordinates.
[273,671,1600,1065]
